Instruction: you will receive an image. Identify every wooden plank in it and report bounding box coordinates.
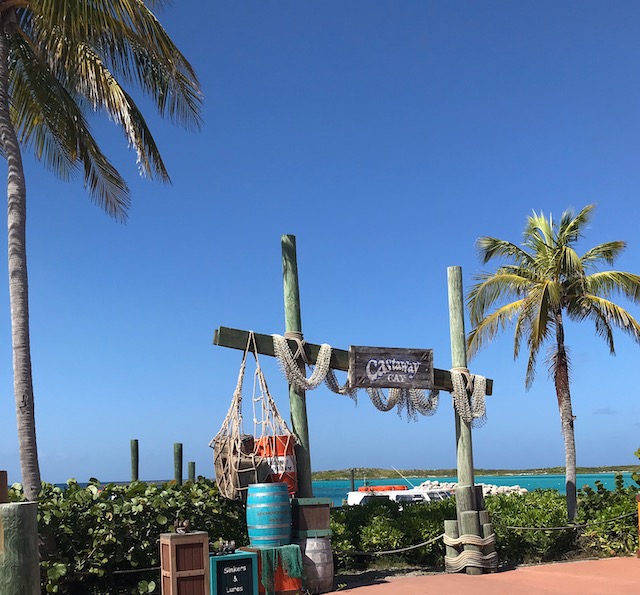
[348,346,433,389]
[0,470,8,504]
[213,326,493,395]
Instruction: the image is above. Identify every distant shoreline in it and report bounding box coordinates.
[311,466,637,481]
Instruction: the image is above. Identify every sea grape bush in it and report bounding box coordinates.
[577,474,638,556]
[483,489,577,564]
[10,478,246,594]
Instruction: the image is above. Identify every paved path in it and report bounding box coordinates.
[333,557,639,594]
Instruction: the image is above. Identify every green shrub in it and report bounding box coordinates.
[576,474,638,557]
[330,497,456,570]
[11,478,246,594]
[484,489,578,565]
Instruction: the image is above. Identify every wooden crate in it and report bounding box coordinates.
[160,532,210,595]
[291,498,332,538]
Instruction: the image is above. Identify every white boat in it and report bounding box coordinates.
[345,481,454,506]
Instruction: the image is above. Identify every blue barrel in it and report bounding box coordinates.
[246,483,291,547]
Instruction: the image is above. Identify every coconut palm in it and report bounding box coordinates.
[0,1,202,500]
[467,205,640,520]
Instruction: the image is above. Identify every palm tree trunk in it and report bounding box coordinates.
[554,310,577,520]
[0,21,41,501]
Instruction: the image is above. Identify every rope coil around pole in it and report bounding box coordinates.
[442,533,496,548]
[450,367,487,427]
[272,333,331,391]
[444,550,499,573]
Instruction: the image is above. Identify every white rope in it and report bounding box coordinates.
[272,334,332,391]
[450,368,487,427]
[325,368,358,399]
[366,387,440,419]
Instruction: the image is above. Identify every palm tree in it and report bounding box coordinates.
[0,1,202,500]
[467,205,640,520]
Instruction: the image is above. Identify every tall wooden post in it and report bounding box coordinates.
[447,266,476,497]
[174,443,183,486]
[282,234,313,497]
[447,266,481,575]
[0,470,8,503]
[131,439,139,482]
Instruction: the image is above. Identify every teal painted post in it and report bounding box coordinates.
[282,234,313,497]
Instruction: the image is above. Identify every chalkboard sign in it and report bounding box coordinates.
[348,346,434,389]
[210,551,258,595]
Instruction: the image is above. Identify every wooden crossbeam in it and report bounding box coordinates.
[213,326,493,395]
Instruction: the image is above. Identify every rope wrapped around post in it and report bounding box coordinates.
[443,533,498,573]
[450,367,487,427]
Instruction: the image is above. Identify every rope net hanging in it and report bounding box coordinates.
[450,367,487,427]
[210,332,297,501]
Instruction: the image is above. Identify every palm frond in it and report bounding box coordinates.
[557,204,595,245]
[583,271,640,303]
[579,295,640,344]
[9,32,130,219]
[24,0,203,131]
[581,241,626,268]
[467,299,527,360]
[475,236,534,266]
[467,272,532,325]
[72,43,170,181]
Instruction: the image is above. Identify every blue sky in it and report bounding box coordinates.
[1,1,640,484]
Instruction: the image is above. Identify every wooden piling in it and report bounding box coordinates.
[448,266,483,575]
[444,519,460,563]
[174,443,183,486]
[447,266,476,497]
[482,521,497,572]
[459,510,483,575]
[282,234,313,497]
[0,471,8,503]
[188,461,196,483]
[131,439,139,482]
[0,502,40,593]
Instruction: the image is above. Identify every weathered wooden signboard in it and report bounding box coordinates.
[348,346,434,389]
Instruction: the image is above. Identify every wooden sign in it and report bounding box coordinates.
[348,346,434,389]
[210,551,258,595]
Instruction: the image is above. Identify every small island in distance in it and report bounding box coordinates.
[311,465,638,481]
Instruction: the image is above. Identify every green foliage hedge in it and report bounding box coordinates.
[7,475,639,593]
[10,478,246,594]
[331,480,639,571]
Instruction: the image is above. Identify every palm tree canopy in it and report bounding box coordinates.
[3,0,202,221]
[467,204,640,387]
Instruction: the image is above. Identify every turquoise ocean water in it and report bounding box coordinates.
[313,473,636,506]
[53,472,635,507]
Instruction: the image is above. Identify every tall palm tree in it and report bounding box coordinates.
[0,1,202,501]
[467,205,640,520]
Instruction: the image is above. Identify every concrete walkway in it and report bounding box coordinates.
[333,557,639,594]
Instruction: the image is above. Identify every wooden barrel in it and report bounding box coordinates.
[294,537,334,594]
[246,483,291,548]
[255,435,298,495]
